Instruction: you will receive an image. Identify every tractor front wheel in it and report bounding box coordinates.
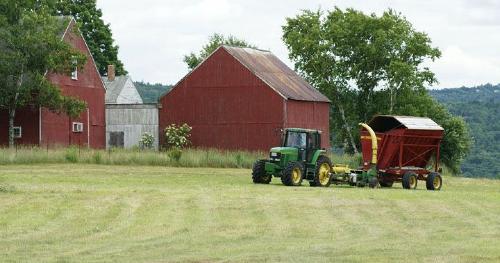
[311,156,332,187]
[368,177,379,188]
[402,172,418,190]
[426,172,442,191]
[282,162,304,186]
[252,160,271,184]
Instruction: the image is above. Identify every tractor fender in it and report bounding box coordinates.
[310,150,327,165]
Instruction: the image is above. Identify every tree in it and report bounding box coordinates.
[49,0,126,76]
[184,33,257,70]
[283,7,470,173]
[0,1,87,147]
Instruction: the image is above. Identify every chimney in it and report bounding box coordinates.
[107,64,115,81]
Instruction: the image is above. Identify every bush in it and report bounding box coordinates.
[168,148,183,162]
[140,132,155,149]
[65,147,78,163]
[164,123,192,149]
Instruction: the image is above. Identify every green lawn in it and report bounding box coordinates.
[0,165,499,262]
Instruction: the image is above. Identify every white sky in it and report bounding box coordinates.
[96,0,500,89]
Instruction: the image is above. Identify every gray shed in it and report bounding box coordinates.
[103,65,159,149]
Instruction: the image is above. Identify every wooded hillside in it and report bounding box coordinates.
[430,84,500,178]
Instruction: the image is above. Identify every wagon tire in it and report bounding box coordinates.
[368,177,379,188]
[252,160,271,184]
[282,162,304,186]
[402,172,418,190]
[379,181,394,188]
[426,172,442,191]
[313,156,332,187]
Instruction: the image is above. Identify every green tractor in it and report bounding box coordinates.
[252,128,333,187]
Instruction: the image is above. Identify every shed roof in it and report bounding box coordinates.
[222,46,330,103]
[368,115,444,132]
[102,75,143,104]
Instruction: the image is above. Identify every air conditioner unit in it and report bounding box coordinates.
[72,122,84,133]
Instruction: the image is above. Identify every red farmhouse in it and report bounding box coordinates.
[159,46,331,151]
[0,17,106,148]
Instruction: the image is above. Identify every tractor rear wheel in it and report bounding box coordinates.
[426,172,442,191]
[312,156,332,187]
[402,172,418,189]
[282,162,304,186]
[252,160,271,184]
[379,181,394,188]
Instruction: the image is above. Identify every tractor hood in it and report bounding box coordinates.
[270,147,297,154]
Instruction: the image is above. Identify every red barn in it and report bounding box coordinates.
[0,17,106,148]
[159,46,331,151]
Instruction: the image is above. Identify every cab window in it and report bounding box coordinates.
[285,131,307,148]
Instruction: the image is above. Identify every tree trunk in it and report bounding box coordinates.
[8,108,16,148]
[9,69,24,148]
[337,103,358,154]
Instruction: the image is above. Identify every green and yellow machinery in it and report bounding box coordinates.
[252,116,444,190]
[252,128,377,187]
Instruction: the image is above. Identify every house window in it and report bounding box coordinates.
[72,122,83,133]
[71,59,78,80]
[13,126,22,138]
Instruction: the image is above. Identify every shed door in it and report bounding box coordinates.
[109,131,124,148]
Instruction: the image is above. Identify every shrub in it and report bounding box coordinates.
[168,148,183,162]
[92,152,102,164]
[140,132,155,149]
[65,147,78,163]
[164,123,192,149]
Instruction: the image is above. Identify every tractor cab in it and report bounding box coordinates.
[282,128,322,162]
[253,128,333,187]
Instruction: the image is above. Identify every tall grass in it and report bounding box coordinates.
[0,146,361,169]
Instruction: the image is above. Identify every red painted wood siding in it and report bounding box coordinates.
[0,19,105,148]
[160,48,331,152]
[285,100,330,149]
[44,19,105,148]
[160,48,285,151]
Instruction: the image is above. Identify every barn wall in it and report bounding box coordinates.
[106,104,159,149]
[0,108,40,146]
[160,48,285,151]
[285,100,331,149]
[43,19,106,149]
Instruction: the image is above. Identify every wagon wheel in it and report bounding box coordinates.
[368,177,379,188]
[402,172,418,190]
[426,172,442,191]
[379,181,394,188]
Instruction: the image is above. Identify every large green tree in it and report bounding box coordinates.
[283,7,470,173]
[184,33,256,70]
[47,0,126,76]
[0,0,87,147]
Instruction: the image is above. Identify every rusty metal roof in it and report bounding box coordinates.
[368,115,444,131]
[222,46,330,103]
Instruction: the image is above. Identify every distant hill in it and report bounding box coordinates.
[430,84,500,178]
[134,81,172,103]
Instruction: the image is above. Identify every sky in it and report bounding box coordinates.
[96,0,500,89]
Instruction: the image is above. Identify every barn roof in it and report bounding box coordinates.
[368,115,444,132]
[222,46,330,103]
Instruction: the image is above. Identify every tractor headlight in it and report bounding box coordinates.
[270,152,281,162]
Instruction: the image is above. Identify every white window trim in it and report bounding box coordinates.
[71,66,78,80]
[72,122,84,133]
[13,126,22,138]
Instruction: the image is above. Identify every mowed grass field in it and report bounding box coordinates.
[0,165,499,262]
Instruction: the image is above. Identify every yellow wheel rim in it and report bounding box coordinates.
[292,168,301,184]
[318,163,330,186]
[433,176,441,189]
[410,176,417,188]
